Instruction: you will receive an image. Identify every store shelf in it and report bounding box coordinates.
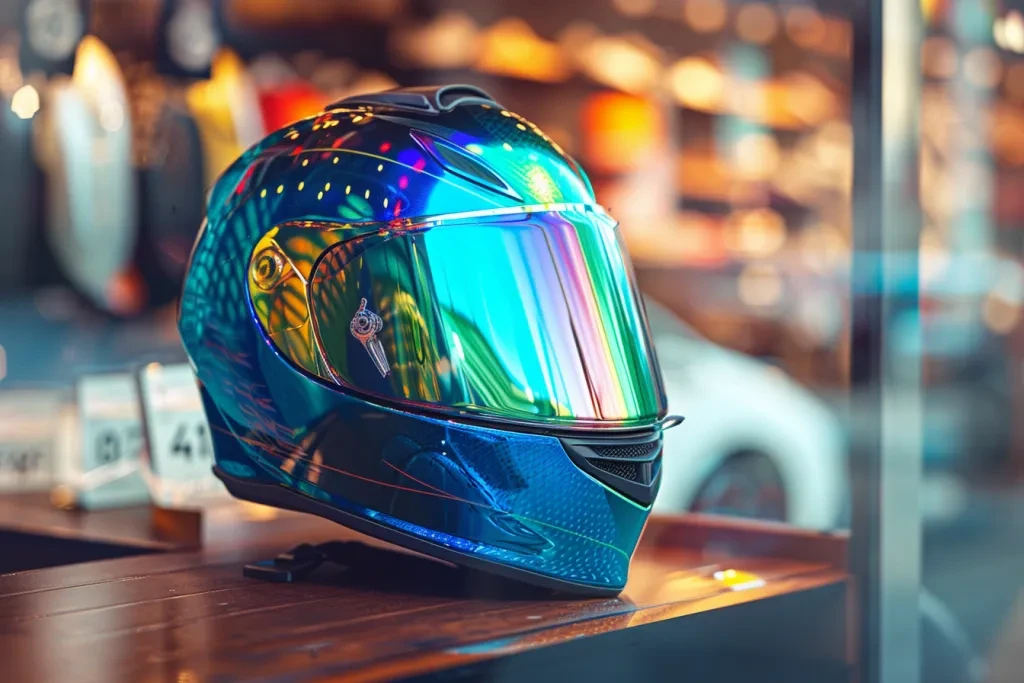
[0,493,356,570]
[0,512,851,683]
[0,493,180,551]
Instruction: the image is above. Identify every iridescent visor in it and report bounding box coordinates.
[308,209,667,429]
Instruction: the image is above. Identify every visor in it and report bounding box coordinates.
[307,208,666,428]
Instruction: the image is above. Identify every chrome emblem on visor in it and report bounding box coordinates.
[350,298,390,377]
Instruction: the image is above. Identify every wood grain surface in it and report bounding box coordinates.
[0,500,850,683]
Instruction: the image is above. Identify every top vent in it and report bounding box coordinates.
[331,85,499,114]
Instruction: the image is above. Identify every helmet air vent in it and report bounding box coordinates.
[409,130,522,200]
[560,433,662,506]
[330,84,499,114]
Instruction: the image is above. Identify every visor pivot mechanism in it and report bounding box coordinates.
[660,415,686,431]
[350,298,390,377]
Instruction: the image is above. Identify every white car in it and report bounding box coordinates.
[647,299,846,530]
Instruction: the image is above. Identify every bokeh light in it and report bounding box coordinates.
[735,4,779,46]
[921,36,957,80]
[683,0,728,34]
[669,57,723,110]
[737,263,784,307]
[10,84,40,120]
[784,6,827,51]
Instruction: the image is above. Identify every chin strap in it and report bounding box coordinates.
[243,542,340,583]
[241,540,562,598]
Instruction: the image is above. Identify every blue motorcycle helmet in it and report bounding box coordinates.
[179,85,672,595]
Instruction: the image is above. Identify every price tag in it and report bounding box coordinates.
[0,389,65,491]
[70,372,150,510]
[137,362,226,507]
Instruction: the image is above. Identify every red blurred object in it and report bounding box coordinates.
[257,82,329,131]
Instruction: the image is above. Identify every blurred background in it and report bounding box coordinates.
[1,0,1023,679]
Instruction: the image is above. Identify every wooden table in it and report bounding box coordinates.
[0,497,852,682]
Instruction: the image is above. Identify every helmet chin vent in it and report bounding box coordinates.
[560,432,662,506]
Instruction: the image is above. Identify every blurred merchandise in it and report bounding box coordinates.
[185,49,263,194]
[129,0,259,310]
[18,0,88,77]
[33,34,137,314]
[0,38,37,291]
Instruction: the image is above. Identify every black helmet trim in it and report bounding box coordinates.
[331,85,500,114]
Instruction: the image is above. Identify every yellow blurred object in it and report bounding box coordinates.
[994,11,1024,54]
[920,0,942,24]
[670,63,836,129]
[10,84,39,119]
[724,206,786,258]
[580,91,663,173]
[724,208,787,258]
[476,18,571,83]
[580,36,663,94]
[72,36,123,96]
[782,72,840,126]
[238,500,280,521]
[713,568,768,591]
[732,133,781,181]
[187,49,264,187]
[50,484,77,510]
[669,57,723,110]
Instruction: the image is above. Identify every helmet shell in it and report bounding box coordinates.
[179,86,664,595]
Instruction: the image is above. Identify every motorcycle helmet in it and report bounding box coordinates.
[179,85,672,595]
[36,35,137,314]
